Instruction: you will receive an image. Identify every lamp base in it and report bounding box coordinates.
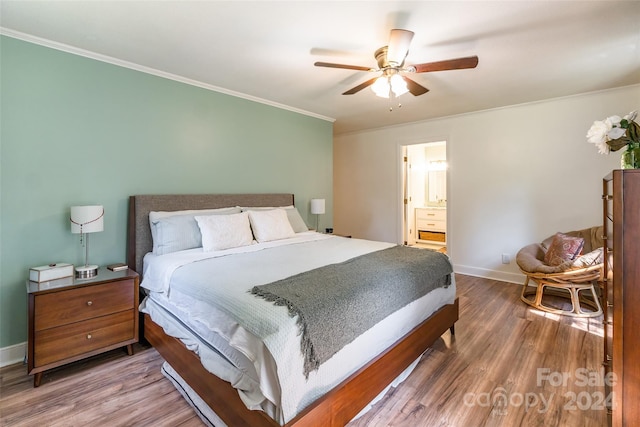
[75,265,98,279]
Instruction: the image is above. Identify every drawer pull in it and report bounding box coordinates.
[86,301,93,306]
[427,213,436,216]
[87,334,92,340]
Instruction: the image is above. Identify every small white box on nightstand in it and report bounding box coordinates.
[29,263,74,282]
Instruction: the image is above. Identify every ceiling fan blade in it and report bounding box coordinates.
[412,56,479,73]
[387,29,414,66]
[342,77,379,95]
[314,62,372,71]
[402,76,429,96]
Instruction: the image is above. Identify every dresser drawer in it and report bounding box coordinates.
[34,309,135,367]
[417,219,446,232]
[416,209,446,221]
[34,280,134,331]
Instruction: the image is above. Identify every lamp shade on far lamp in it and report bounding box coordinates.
[70,205,104,278]
[310,199,325,231]
[310,199,326,215]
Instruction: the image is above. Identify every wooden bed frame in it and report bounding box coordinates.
[127,193,459,427]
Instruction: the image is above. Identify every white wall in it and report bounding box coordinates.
[334,85,639,283]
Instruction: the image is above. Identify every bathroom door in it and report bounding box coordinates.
[403,144,427,245]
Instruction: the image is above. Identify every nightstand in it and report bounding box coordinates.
[27,268,139,387]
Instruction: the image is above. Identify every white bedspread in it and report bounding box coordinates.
[141,232,455,424]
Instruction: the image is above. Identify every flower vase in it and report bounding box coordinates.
[622,143,640,169]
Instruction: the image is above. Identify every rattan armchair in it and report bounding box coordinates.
[516,226,604,317]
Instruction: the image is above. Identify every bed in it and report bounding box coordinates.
[127,193,459,427]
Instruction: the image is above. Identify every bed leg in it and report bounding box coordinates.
[449,324,455,336]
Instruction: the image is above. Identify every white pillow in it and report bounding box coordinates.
[149,207,241,255]
[248,209,296,243]
[195,212,254,251]
[241,206,308,233]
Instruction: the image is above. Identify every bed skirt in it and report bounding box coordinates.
[161,353,423,427]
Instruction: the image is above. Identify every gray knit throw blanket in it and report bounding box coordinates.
[250,245,452,377]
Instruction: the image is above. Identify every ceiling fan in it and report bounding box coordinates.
[314,29,479,98]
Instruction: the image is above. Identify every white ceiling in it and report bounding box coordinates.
[2,1,639,134]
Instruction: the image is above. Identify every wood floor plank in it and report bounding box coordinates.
[0,274,606,426]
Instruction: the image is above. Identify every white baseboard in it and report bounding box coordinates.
[453,264,525,285]
[1,342,26,368]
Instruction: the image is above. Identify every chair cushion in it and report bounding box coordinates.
[517,226,604,274]
[543,233,585,266]
[517,243,603,274]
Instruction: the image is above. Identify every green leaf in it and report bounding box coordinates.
[607,137,630,151]
[627,121,640,142]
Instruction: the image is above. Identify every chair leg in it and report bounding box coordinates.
[569,287,582,315]
[535,283,545,307]
[521,276,530,300]
[520,276,540,308]
[575,283,603,316]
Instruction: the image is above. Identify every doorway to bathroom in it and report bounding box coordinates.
[402,140,447,252]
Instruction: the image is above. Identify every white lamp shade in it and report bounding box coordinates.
[371,76,390,98]
[390,74,409,97]
[310,199,325,215]
[70,205,104,234]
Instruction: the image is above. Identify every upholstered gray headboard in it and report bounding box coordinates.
[127,193,295,276]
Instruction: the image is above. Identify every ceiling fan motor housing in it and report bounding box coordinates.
[375,46,407,70]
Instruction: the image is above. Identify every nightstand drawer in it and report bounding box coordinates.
[34,280,134,331]
[34,309,135,367]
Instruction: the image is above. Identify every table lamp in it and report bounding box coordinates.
[70,205,104,278]
[310,198,325,232]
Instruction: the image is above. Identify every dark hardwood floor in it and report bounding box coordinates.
[0,274,606,426]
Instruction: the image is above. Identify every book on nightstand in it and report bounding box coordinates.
[107,263,128,272]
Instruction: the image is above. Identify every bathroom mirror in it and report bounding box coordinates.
[427,169,446,205]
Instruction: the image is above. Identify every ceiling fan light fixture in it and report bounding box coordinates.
[390,74,409,97]
[371,76,390,98]
[371,74,409,98]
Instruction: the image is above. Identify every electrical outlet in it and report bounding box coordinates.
[502,253,511,264]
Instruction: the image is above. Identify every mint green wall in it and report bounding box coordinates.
[0,36,334,348]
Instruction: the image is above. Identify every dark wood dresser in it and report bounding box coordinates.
[27,268,139,387]
[602,169,640,426]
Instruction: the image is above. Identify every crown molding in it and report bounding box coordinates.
[0,28,335,123]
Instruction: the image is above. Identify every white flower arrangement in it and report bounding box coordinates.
[586,110,638,154]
